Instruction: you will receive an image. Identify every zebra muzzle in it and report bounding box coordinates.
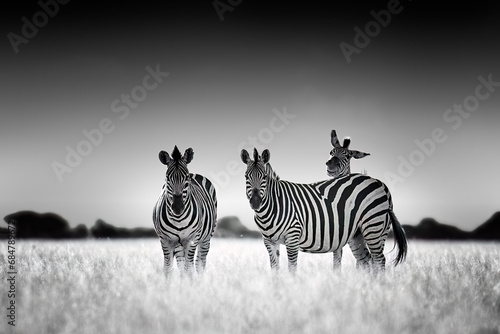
[326,158,340,175]
[172,195,184,215]
[250,189,262,210]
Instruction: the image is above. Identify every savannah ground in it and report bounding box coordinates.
[1,239,500,334]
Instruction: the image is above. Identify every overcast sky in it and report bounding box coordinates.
[1,1,499,231]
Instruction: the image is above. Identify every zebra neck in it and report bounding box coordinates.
[339,166,351,177]
[254,179,282,221]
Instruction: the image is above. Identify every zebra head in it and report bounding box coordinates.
[241,148,271,210]
[326,129,370,178]
[159,146,194,215]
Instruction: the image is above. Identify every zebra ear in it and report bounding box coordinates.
[261,149,270,164]
[159,151,171,165]
[350,150,370,159]
[241,149,251,164]
[183,148,194,164]
[331,130,341,148]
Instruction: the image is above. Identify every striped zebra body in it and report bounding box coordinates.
[326,128,384,267]
[255,175,389,253]
[153,173,216,243]
[242,148,407,272]
[153,147,217,276]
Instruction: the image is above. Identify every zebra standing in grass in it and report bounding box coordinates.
[326,129,370,179]
[327,129,372,266]
[153,146,217,276]
[241,148,407,272]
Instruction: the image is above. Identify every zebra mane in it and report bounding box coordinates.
[265,164,280,180]
[342,137,351,148]
[253,148,259,162]
[172,146,182,161]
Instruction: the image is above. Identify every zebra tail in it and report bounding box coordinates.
[389,208,408,266]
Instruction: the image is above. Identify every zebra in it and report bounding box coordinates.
[327,129,372,265]
[240,148,407,272]
[326,129,370,179]
[153,146,217,277]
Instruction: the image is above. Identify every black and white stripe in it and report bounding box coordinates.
[241,148,407,272]
[153,146,217,276]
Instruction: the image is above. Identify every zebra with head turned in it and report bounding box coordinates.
[153,146,217,277]
[326,129,370,179]
[241,148,407,272]
[327,129,372,265]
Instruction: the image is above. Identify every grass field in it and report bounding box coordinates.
[1,239,500,334]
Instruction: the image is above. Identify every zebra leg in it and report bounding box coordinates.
[183,242,197,277]
[285,230,301,274]
[263,237,280,271]
[363,237,386,272]
[174,244,185,274]
[348,230,372,270]
[362,217,391,272]
[160,239,174,277]
[371,250,386,272]
[195,240,211,275]
[332,248,343,270]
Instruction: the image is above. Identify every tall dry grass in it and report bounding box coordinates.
[1,239,499,334]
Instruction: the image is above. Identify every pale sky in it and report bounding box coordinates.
[1,1,499,231]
